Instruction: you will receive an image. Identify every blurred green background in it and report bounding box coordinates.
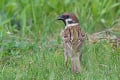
[0,0,120,80]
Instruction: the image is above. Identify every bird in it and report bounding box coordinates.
[57,13,85,73]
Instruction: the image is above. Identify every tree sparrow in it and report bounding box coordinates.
[57,13,85,73]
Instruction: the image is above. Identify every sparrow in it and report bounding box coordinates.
[57,13,85,73]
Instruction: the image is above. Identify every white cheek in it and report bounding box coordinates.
[65,18,72,24]
[65,18,79,28]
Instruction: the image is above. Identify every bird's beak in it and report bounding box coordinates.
[57,15,64,20]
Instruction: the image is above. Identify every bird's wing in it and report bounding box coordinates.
[62,26,85,52]
[70,26,85,51]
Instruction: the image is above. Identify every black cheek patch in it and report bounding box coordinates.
[68,21,73,24]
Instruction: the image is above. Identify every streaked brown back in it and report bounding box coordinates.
[62,26,85,52]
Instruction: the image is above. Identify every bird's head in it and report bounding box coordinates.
[57,13,79,27]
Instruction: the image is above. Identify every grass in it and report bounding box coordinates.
[0,0,120,80]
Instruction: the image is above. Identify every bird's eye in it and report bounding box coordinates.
[63,15,69,19]
[66,15,69,18]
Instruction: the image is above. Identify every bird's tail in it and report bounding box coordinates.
[71,56,81,73]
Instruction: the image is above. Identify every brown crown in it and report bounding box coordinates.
[62,13,79,23]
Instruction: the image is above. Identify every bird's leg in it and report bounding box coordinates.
[64,50,68,68]
[79,52,82,62]
[71,56,81,73]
